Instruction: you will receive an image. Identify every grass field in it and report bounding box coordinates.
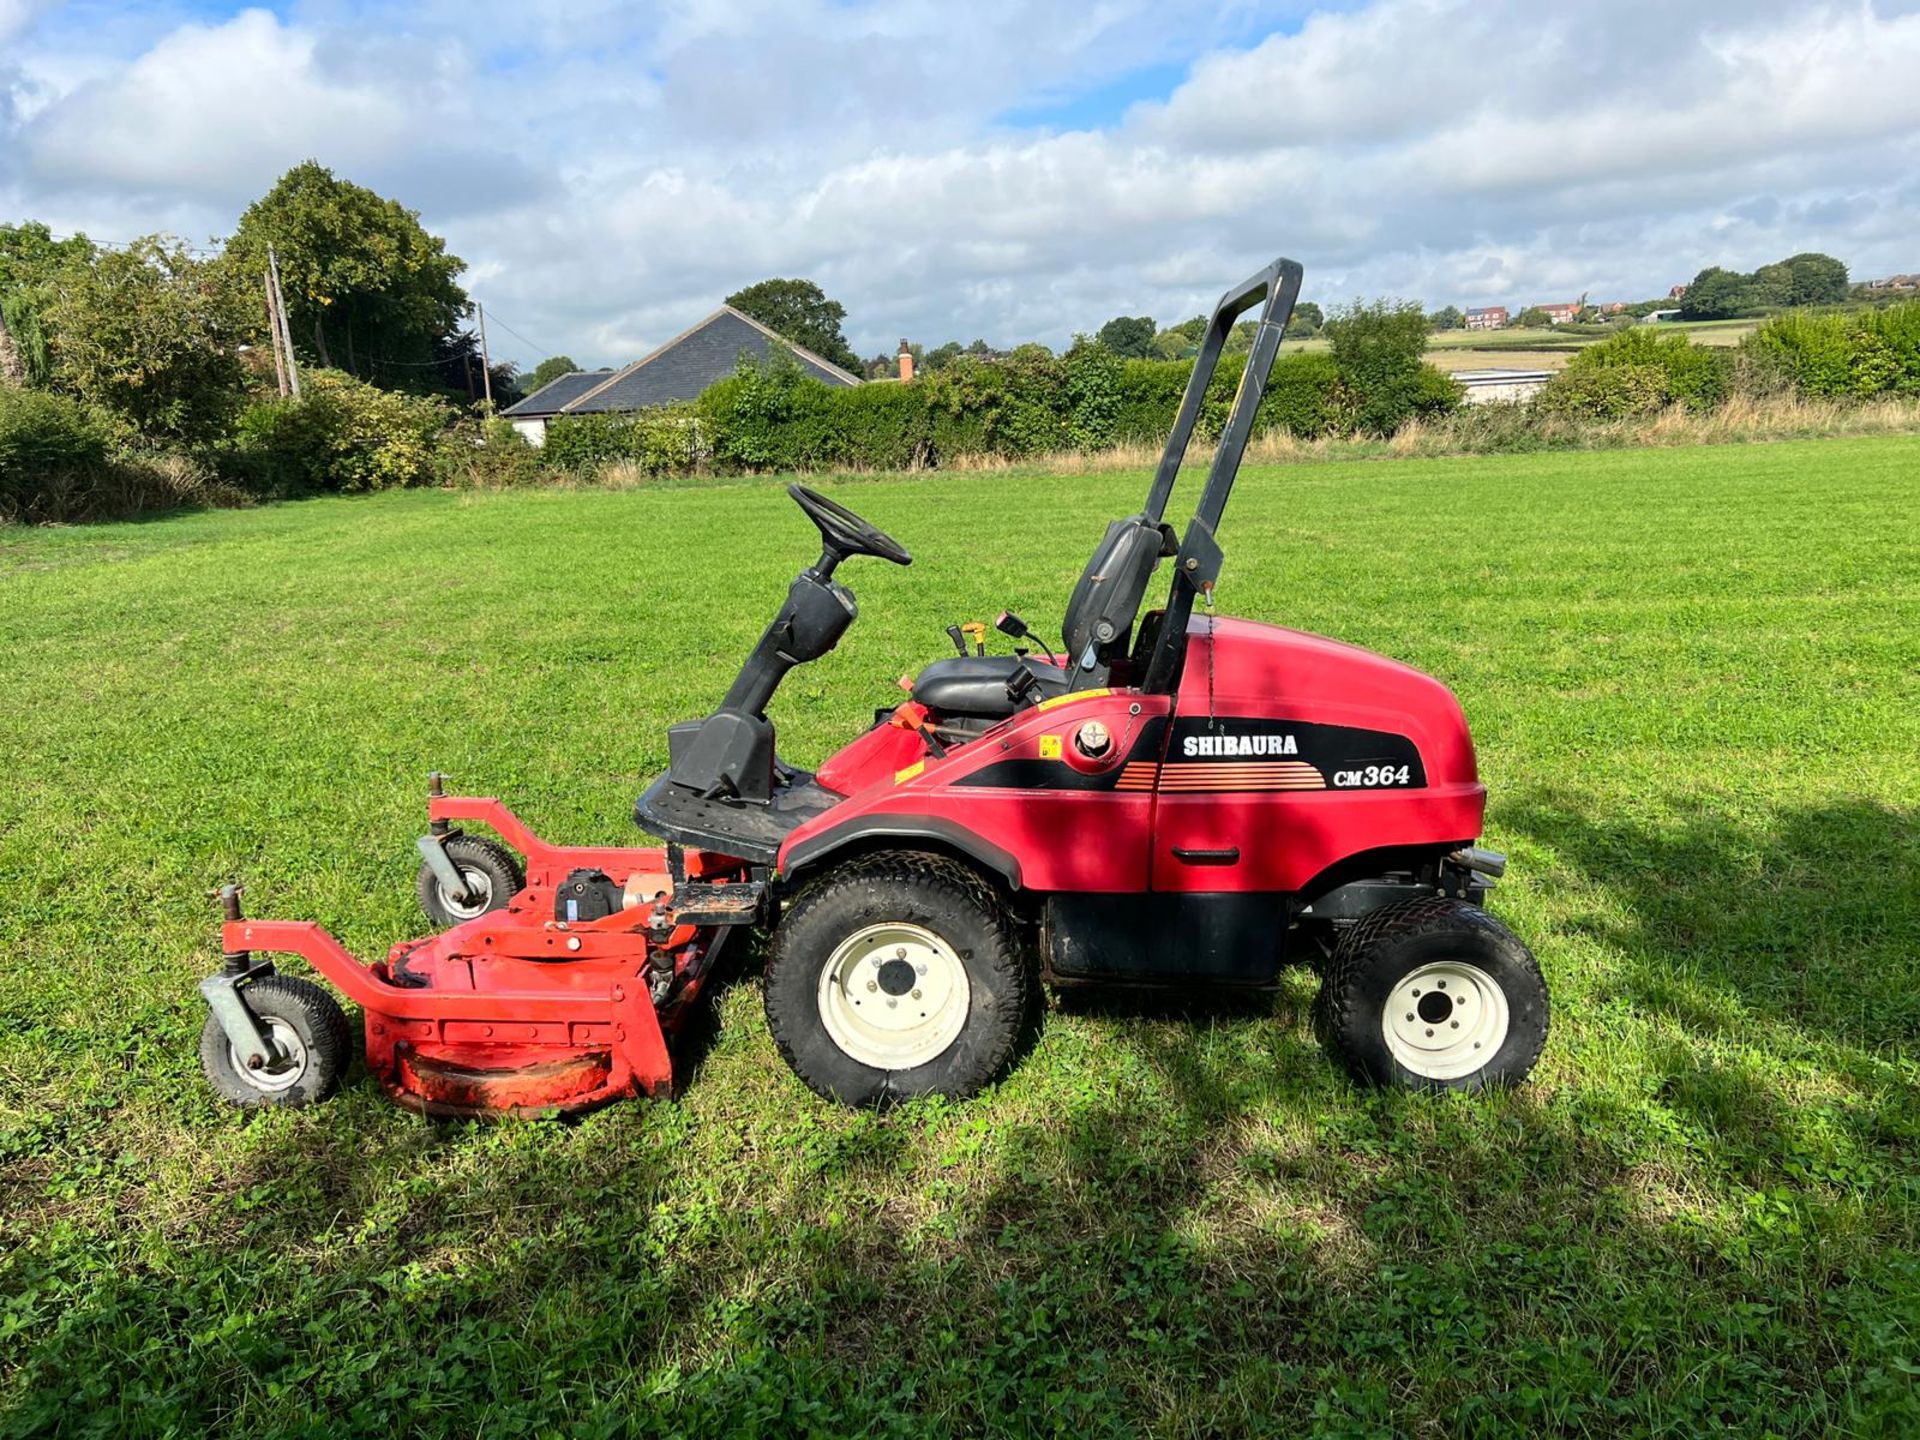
[1284,317,1762,375]
[3,437,1918,1437]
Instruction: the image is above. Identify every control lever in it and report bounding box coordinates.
[961,621,988,656]
[996,611,1059,666]
[944,624,968,657]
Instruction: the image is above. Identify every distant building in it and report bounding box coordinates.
[501,305,862,445]
[1597,301,1627,315]
[1538,302,1581,325]
[1866,274,1919,290]
[1464,306,1509,331]
[1669,284,1689,299]
[1644,309,1682,323]
[1454,368,1553,405]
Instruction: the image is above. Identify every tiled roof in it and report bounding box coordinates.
[563,307,861,415]
[501,370,617,417]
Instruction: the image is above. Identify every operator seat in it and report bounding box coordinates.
[909,513,1174,726]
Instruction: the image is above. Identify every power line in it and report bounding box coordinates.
[475,306,555,360]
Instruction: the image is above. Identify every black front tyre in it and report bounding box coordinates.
[765,852,1032,1108]
[416,835,524,928]
[1315,897,1549,1092]
[199,975,353,1109]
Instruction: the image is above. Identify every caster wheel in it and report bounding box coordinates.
[200,975,352,1109]
[416,835,523,927]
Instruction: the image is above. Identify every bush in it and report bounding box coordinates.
[543,404,705,476]
[0,387,114,516]
[227,368,449,494]
[1535,327,1731,417]
[1742,303,1920,399]
[1323,300,1454,434]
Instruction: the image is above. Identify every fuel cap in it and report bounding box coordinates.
[1074,720,1113,757]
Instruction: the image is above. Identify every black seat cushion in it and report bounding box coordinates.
[912,655,1069,719]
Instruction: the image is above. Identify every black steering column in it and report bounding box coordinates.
[666,484,911,803]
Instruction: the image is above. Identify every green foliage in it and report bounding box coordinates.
[42,236,249,443]
[1681,253,1849,320]
[724,277,863,373]
[1288,300,1324,338]
[1,293,52,387]
[539,405,703,476]
[1536,326,1732,417]
[1514,306,1553,328]
[525,355,580,394]
[1322,299,1457,434]
[1742,302,1920,399]
[227,367,450,494]
[1427,305,1464,332]
[1060,338,1123,448]
[0,386,113,514]
[225,162,469,383]
[1094,315,1156,359]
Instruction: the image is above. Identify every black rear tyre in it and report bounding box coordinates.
[765,852,1031,1108]
[200,975,353,1109]
[1314,897,1548,1092]
[416,835,524,928]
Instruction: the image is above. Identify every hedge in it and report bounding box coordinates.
[1742,303,1920,399]
[226,368,450,494]
[1536,326,1733,418]
[0,387,114,516]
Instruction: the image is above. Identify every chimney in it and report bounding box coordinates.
[897,339,913,383]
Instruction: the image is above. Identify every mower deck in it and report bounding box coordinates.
[218,797,749,1117]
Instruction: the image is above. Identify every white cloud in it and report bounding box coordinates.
[2,0,1917,370]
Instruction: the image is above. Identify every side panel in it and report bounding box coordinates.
[1151,618,1486,893]
[779,691,1170,892]
[1045,892,1285,984]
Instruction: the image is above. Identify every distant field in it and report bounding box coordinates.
[1288,316,1762,374]
[3,438,1917,1435]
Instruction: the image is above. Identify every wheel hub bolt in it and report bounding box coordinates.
[896,948,907,959]
[866,980,877,992]
[1451,1020,1460,1029]
[887,999,897,1008]
[911,989,922,1000]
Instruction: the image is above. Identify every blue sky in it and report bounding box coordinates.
[4,0,1918,372]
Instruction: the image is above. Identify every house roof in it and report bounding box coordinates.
[501,369,618,418]
[561,306,863,418]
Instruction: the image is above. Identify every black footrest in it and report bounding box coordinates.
[657,879,771,929]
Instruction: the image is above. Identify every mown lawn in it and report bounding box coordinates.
[2,437,1917,1437]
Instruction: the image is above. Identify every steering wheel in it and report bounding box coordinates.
[789,483,913,567]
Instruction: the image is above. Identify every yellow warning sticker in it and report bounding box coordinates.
[1038,734,1063,760]
[894,760,925,784]
[1038,687,1111,712]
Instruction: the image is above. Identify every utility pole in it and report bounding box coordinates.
[263,269,289,397]
[268,246,301,398]
[476,302,494,414]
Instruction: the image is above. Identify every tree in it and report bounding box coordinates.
[1095,314,1156,359]
[1287,301,1325,338]
[225,162,470,385]
[1677,267,1753,320]
[922,341,964,372]
[1427,305,1464,332]
[43,236,249,442]
[1757,252,1849,307]
[525,355,580,393]
[1514,306,1553,328]
[1322,298,1440,435]
[1,223,96,389]
[724,277,862,373]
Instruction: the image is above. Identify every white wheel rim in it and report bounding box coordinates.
[816,922,970,1071]
[1382,960,1510,1081]
[440,866,494,920]
[228,1019,309,1093]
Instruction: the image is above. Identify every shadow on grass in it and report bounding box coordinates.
[5,800,1918,1436]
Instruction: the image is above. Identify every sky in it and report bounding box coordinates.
[3,0,1918,373]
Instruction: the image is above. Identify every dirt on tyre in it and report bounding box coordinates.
[1315,897,1548,1092]
[416,835,524,927]
[765,852,1031,1107]
[200,974,353,1108]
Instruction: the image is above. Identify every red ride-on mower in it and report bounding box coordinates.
[198,257,1548,1115]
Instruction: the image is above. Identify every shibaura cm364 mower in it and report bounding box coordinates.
[198,257,1549,1116]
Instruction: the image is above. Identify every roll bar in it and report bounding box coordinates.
[1141,257,1303,692]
